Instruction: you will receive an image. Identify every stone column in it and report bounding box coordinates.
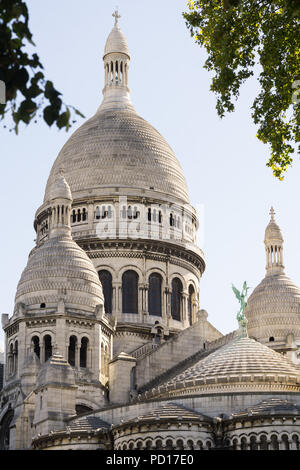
[182,293,188,325]
[18,321,26,378]
[113,281,122,319]
[112,284,117,314]
[144,284,149,313]
[165,287,171,318]
[55,317,66,359]
[76,345,80,368]
[87,201,94,231]
[87,346,92,370]
[138,283,144,322]
[40,343,45,364]
[65,342,69,364]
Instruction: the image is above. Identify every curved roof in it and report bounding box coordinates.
[15,234,104,313]
[265,207,283,243]
[231,398,300,419]
[115,403,211,428]
[245,273,300,318]
[148,336,300,399]
[48,173,72,201]
[104,23,130,57]
[43,109,189,204]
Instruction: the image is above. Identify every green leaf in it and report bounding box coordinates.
[43,105,59,126]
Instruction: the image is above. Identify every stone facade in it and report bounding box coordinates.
[1,12,300,451]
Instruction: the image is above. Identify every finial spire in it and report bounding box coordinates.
[264,208,285,275]
[112,8,121,26]
[99,10,135,113]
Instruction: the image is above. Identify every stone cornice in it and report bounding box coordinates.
[148,380,300,401]
[77,238,205,276]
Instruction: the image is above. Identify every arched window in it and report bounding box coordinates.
[148,273,162,316]
[68,336,77,367]
[250,436,258,450]
[270,435,279,450]
[171,277,183,321]
[80,337,88,368]
[32,336,40,359]
[281,435,289,450]
[121,206,126,219]
[188,284,195,326]
[0,410,14,450]
[165,439,174,450]
[259,435,269,450]
[98,270,113,314]
[9,343,13,375]
[122,270,139,314]
[44,335,52,362]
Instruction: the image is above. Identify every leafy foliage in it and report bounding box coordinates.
[0,0,84,134]
[183,0,300,179]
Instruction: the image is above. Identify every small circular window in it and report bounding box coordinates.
[269,336,275,342]
[40,303,46,309]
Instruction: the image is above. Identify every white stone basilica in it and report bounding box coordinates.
[1,12,300,451]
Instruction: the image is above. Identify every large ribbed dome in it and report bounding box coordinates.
[43,14,189,205]
[148,336,300,399]
[43,109,189,204]
[15,234,104,312]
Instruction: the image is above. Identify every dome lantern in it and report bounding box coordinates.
[264,207,285,276]
[99,10,134,112]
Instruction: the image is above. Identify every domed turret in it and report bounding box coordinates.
[15,174,104,314]
[246,208,300,362]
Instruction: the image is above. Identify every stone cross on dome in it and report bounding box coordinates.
[270,206,275,221]
[112,8,121,26]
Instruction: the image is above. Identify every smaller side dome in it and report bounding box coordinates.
[14,175,104,315]
[103,10,130,58]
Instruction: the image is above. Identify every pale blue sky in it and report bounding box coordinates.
[1,0,299,350]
